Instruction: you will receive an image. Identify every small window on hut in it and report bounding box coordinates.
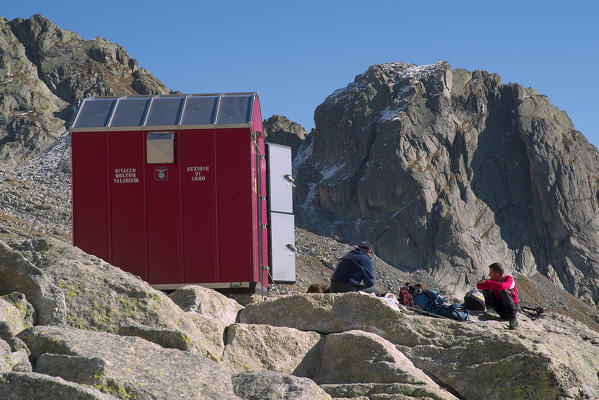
[147,132,174,164]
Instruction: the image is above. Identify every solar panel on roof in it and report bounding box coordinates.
[110,98,150,127]
[73,99,115,128]
[145,97,184,126]
[216,95,252,124]
[181,96,218,125]
[71,93,258,130]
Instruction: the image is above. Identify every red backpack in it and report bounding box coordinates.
[399,287,413,306]
[398,283,423,307]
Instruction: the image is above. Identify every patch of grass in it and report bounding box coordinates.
[58,282,79,302]
[94,378,133,400]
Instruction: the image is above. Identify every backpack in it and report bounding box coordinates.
[398,283,423,307]
[464,289,485,311]
[438,303,469,321]
[398,287,413,307]
[413,289,469,321]
[413,289,445,313]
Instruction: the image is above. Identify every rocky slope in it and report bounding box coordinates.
[2,144,598,334]
[0,133,597,397]
[293,61,599,303]
[0,235,598,399]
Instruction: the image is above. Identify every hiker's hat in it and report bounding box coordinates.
[357,241,374,254]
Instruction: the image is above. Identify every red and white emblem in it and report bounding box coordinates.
[155,167,168,181]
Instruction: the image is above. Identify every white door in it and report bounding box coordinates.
[266,143,295,283]
[267,144,293,214]
[269,212,296,282]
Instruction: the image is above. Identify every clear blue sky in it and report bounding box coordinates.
[5,1,599,148]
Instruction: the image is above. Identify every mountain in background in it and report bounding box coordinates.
[286,62,599,303]
[0,14,169,169]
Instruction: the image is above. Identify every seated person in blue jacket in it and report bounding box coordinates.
[330,241,381,295]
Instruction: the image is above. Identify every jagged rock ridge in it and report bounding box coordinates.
[294,61,599,303]
[263,114,309,159]
[0,14,169,169]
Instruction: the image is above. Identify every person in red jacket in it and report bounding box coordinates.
[477,262,519,330]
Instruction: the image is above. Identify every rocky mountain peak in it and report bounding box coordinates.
[0,15,170,169]
[342,61,450,91]
[263,114,308,158]
[8,14,169,105]
[9,14,82,62]
[295,61,599,303]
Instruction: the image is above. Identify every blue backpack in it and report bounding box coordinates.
[413,289,469,321]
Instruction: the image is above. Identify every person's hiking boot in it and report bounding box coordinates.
[508,318,519,330]
[483,308,501,320]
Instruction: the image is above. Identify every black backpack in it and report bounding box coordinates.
[464,289,486,311]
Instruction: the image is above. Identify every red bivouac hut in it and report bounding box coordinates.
[70,93,295,293]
